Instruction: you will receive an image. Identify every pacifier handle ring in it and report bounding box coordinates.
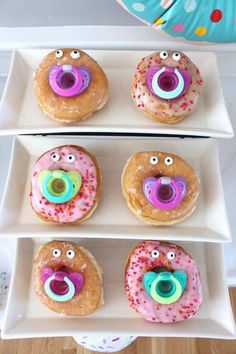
[150,177,183,210]
[151,67,184,99]
[42,171,73,204]
[49,65,83,97]
[150,274,182,305]
[44,274,75,302]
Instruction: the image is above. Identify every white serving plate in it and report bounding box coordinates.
[1,237,235,339]
[0,49,233,138]
[0,238,16,329]
[0,135,231,242]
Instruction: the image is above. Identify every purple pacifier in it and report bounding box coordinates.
[49,64,92,97]
[42,267,84,302]
[146,66,191,100]
[143,176,187,210]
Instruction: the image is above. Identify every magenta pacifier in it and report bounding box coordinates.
[143,176,187,210]
[146,66,191,100]
[49,64,92,97]
[42,267,84,302]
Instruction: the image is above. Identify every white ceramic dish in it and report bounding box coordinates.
[0,135,231,242]
[1,237,235,339]
[0,49,233,138]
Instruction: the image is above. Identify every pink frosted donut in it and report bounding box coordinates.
[30,145,101,223]
[125,240,202,323]
[132,50,204,124]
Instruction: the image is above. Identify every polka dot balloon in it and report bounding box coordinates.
[117,0,236,42]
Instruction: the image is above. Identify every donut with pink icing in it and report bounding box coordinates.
[132,50,204,124]
[30,145,101,223]
[125,240,202,323]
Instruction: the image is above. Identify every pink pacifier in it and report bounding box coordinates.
[42,266,84,302]
[146,66,191,100]
[49,64,92,97]
[143,176,187,210]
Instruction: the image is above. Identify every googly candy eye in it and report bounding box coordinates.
[51,153,60,162]
[164,157,173,166]
[172,53,181,61]
[150,156,158,165]
[55,50,63,58]
[67,154,76,163]
[70,50,80,59]
[151,250,160,258]
[67,250,75,259]
[53,249,61,257]
[167,251,175,260]
[160,51,168,59]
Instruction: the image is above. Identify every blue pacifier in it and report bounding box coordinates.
[143,270,187,304]
[38,169,82,204]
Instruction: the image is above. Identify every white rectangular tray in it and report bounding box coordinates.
[0,136,231,242]
[0,49,233,138]
[2,237,235,339]
[0,238,16,329]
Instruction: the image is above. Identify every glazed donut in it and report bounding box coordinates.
[33,240,103,316]
[132,50,203,124]
[125,240,202,323]
[121,151,200,225]
[117,1,236,43]
[30,145,101,224]
[34,48,108,122]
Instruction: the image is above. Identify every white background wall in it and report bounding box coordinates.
[0,0,140,27]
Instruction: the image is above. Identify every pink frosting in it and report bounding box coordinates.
[125,241,202,323]
[30,146,98,223]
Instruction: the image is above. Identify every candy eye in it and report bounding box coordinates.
[167,251,175,260]
[67,154,76,162]
[55,50,63,58]
[164,157,173,166]
[66,250,75,259]
[51,153,60,162]
[160,51,168,59]
[172,52,181,61]
[70,50,80,59]
[53,249,61,257]
[151,250,160,258]
[150,156,158,165]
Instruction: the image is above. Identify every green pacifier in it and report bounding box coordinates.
[143,270,187,305]
[38,169,82,204]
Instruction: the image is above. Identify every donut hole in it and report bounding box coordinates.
[50,279,69,295]
[152,266,173,274]
[51,178,66,195]
[157,280,173,295]
[59,72,76,89]
[158,72,178,92]
[157,184,175,203]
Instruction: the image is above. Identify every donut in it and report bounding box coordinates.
[34,48,108,122]
[33,240,103,316]
[30,145,101,224]
[117,1,236,43]
[121,151,200,225]
[132,50,203,124]
[125,240,202,323]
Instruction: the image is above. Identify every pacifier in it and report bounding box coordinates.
[146,66,191,99]
[38,169,82,204]
[143,270,187,305]
[143,176,187,210]
[42,267,84,302]
[49,64,92,97]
